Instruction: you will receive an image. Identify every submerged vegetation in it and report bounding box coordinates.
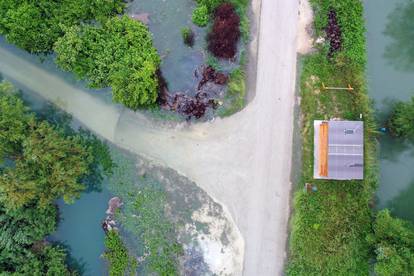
[0,81,112,273]
[107,152,183,275]
[0,0,124,54]
[104,230,137,276]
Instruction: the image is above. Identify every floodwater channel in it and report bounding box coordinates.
[364,0,414,223]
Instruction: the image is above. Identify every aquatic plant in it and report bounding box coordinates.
[207,3,241,59]
[104,230,136,276]
[55,16,160,109]
[192,5,210,27]
[181,27,195,47]
[0,81,113,274]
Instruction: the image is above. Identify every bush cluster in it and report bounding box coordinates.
[388,97,414,138]
[0,0,124,54]
[55,16,160,109]
[0,81,113,274]
[192,5,210,27]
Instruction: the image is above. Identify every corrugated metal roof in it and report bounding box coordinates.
[313,120,364,180]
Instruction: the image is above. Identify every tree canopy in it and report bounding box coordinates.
[368,210,414,276]
[0,0,124,53]
[388,97,414,138]
[0,81,113,274]
[55,16,160,109]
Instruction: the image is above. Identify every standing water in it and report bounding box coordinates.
[364,0,414,222]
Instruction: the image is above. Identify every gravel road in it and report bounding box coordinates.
[0,0,299,274]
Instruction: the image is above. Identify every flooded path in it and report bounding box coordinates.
[0,0,298,274]
[364,0,414,223]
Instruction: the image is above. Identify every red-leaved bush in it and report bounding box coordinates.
[208,3,240,59]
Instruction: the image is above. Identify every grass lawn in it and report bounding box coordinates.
[287,1,379,274]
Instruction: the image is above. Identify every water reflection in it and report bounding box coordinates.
[384,0,414,71]
[388,180,414,223]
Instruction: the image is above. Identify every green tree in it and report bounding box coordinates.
[0,82,31,161]
[104,230,134,276]
[368,209,414,276]
[388,97,414,138]
[0,0,124,54]
[0,121,92,209]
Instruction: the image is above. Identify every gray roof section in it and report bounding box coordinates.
[313,120,364,180]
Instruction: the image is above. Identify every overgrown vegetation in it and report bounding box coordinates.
[218,67,246,116]
[0,81,112,274]
[104,230,137,276]
[287,0,378,274]
[388,97,414,138]
[55,16,160,109]
[368,209,414,276]
[0,0,124,54]
[107,152,183,275]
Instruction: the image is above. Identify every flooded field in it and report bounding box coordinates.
[364,0,414,223]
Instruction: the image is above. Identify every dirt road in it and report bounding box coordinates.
[0,0,299,274]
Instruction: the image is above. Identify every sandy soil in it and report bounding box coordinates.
[0,0,299,274]
[297,0,314,55]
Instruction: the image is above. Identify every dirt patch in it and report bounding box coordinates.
[297,0,314,54]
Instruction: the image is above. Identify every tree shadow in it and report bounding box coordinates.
[50,241,87,275]
[384,0,414,71]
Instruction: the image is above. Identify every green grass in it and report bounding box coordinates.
[218,67,246,117]
[287,0,379,275]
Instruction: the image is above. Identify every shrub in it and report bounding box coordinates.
[104,231,133,276]
[192,5,209,27]
[55,16,160,109]
[368,210,414,276]
[0,0,124,54]
[388,97,414,138]
[208,3,240,59]
[181,27,194,47]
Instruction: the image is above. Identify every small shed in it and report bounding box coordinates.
[313,120,364,180]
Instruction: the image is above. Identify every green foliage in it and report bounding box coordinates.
[287,1,379,275]
[192,5,209,27]
[107,152,183,275]
[16,245,74,275]
[181,27,194,47]
[218,68,246,117]
[0,121,92,209]
[0,0,124,54]
[368,210,414,276]
[0,81,113,274]
[388,97,414,138]
[104,231,135,276]
[309,0,366,68]
[132,187,183,275]
[55,16,160,109]
[0,82,31,161]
